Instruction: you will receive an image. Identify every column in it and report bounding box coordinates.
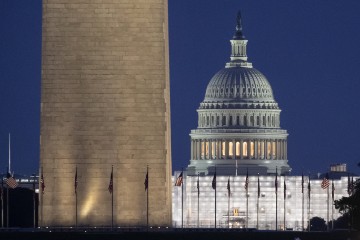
[254,140,258,159]
[191,139,194,160]
[240,140,243,159]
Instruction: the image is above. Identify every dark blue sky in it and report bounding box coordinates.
[1,0,360,176]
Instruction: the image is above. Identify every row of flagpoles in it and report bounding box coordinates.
[1,161,356,229]
[174,169,356,230]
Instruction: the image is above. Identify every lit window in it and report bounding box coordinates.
[236,142,240,157]
[229,142,233,156]
[222,141,226,157]
[243,142,248,157]
[250,141,254,157]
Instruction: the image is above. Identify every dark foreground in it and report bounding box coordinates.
[0,228,358,240]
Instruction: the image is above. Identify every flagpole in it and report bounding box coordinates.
[284,177,286,230]
[275,168,278,231]
[246,169,248,229]
[7,133,10,228]
[227,177,230,229]
[331,180,334,231]
[146,165,149,229]
[1,178,3,228]
[308,174,311,232]
[197,173,199,228]
[257,173,259,229]
[75,166,78,228]
[215,173,217,229]
[181,170,183,229]
[327,185,329,231]
[33,174,36,228]
[302,173,304,231]
[111,165,113,229]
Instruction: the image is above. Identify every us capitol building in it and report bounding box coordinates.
[172,13,357,230]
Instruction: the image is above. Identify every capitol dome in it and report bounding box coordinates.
[204,67,275,102]
[186,12,291,176]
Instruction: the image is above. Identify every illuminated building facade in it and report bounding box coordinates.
[173,13,357,229]
[40,1,172,227]
[186,13,290,177]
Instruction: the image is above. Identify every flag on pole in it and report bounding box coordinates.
[284,177,286,200]
[244,170,249,191]
[275,169,278,194]
[108,167,113,194]
[40,170,45,194]
[308,176,311,199]
[331,180,335,201]
[5,172,18,189]
[347,174,351,195]
[175,172,183,186]
[257,174,260,198]
[321,173,330,189]
[74,167,78,194]
[301,172,304,194]
[227,177,231,196]
[197,174,200,195]
[144,170,148,191]
[212,171,216,190]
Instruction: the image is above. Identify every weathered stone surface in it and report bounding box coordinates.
[40,0,171,227]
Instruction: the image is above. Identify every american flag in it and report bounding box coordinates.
[197,174,200,195]
[301,172,304,194]
[74,167,78,194]
[144,171,148,191]
[5,173,18,189]
[108,167,113,194]
[175,172,183,186]
[227,177,231,196]
[308,177,311,199]
[321,173,330,189]
[284,178,286,200]
[275,169,278,194]
[244,170,249,191]
[257,174,260,198]
[40,171,45,194]
[212,172,216,190]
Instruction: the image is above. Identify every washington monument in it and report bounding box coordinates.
[40,0,172,227]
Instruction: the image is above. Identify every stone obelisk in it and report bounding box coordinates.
[40,0,172,227]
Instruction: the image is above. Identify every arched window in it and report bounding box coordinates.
[263,116,266,126]
[201,141,205,159]
[243,141,248,157]
[229,142,233,157]
[250,116,254,126]
[222,141,226,158]
[244,116,247,126]
[267,141,271,159]
[222,116,226,126]
[250,141,254,158]
[205,141,209,159]
[236,142,240,157]
[211,141,216,159]
[256,116,260,126]
[236,116,240,125]
[216,116,220,126]
[229,116,233,126]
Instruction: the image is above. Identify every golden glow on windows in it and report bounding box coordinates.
[212,141,216,159]
[236,142,240,157]
[267,142,271,159]
[250,141,254,157]
[272,141,276,158]
[243,142,248,157]
[205,141,209,159]
[229,142,233,156]
[222,141,226,157]
[201,141,204,159]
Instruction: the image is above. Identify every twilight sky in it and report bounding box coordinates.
[1,0,360,176]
